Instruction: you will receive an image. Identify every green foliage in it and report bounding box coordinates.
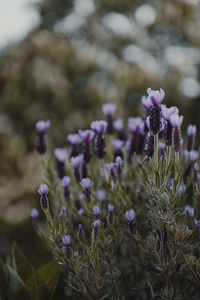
[0,243,62,300]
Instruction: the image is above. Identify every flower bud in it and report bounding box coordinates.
[35,120,50,154]
[102,103,116,135]
[80,178,93,201]
[125,209,136,234]
[38,184,49,210]
[63,234,72,258]
[187,125,196,152]
[54,148,67,179]
[108,204,114,223]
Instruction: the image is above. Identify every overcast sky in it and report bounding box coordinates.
[0,0,40,50]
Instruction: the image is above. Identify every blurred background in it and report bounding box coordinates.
[0,0,200,271]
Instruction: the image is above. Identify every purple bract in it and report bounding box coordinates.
[38,184,49,195]
[147,88,165,106]
[54,148,67,163]
[35,120,50,133]
[102,103,116,116]
[91,120,107,135]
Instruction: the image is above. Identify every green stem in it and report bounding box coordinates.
[166,146,171,171]
[175,152,180,169]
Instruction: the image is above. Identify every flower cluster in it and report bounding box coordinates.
[33,89,200,299]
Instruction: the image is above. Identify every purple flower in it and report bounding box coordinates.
[108,204,114,223]
[70,155,83,169]
[91,120,107,135]
[125,209,136,234]
[80,178,93,201]
[170,114,183,128]
[93,205,101,219]
[114,118,126,140]
[93,219,100,239]
[67,134,82,145]
[54,148,67,179]
[125,209,136,222]
[162,106,179,121]
[35,120,50,133]
[147,88,165,106]
[102,103,116,116]
[187,125,196,152]
[54,148,67,163]
[79,129,95,142]
[141,95,152,111]
[102,104,116,135]
[62,176,70,187]
[30,208,39,226]
[187,125,196,136]
[93,219,100,228]
[62,176,70,200]
[96,189,106,202]
[193,162,199,183]
[112,140,125,151]
[162,106,178,146]
[184,205,194,217]
[38,184,49,210]
[91,121,107,158]
[79,129,94,164]
[128,117,145,155]
[189,150,199,163]
[38,184,49,195]
[170,114,183,152]
[63,234,70,245]
[112,139,125,158]
[114,118,124,131]
[67,134,82,157]
[115,156,123,177]
[128,117,143,133]
[80,177,93,189]
[35,120,50,154]
[70,155,83,182]
[63,234,72,258]
[30,208,39,218]
[108,204,114,213]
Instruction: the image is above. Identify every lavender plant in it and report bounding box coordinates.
[33,88,200,299]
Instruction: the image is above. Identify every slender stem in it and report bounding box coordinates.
[163,146,172,187]
[154,134,158,172]
[166,146,171,171]
[100,159,107,180]
[175,152,180,169]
